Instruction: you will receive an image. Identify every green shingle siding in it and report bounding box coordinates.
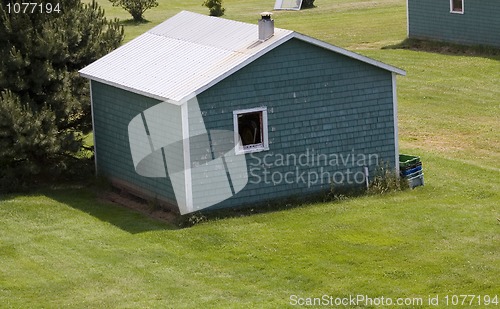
[196,39,395,209]
[408,0,500,48]
[91,81,178,206]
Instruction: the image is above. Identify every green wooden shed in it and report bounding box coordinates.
[79,11,405,215]
[407,0,500,48]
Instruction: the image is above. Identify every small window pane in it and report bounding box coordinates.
[451,0,463,12]
[233,107,268,155]
[238,112,262,146]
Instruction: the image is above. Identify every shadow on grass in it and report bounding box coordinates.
[0,159,170,234]
[384,38,500,61]
[300,5,317,10]
[119,18,151,26]
[45,183,178,234]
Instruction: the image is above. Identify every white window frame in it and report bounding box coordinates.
[450,0,464,14]
[233,107,269,155]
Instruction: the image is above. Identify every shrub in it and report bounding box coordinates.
[368,164,409,194]
[203,0,225,17]
[109,0,158,21]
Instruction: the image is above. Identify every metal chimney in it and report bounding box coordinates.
[258,12,274,41]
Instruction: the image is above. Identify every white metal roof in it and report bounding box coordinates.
[79,11,405,104]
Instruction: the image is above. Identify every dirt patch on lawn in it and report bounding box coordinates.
[99,190,179,224]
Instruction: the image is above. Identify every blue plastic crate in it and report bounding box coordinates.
[402,164,422,176]
[406,171,424,189]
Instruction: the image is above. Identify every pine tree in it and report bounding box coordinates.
[0,0,124,191]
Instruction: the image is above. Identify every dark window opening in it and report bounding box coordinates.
[451,0,463,13]
[238,112,263,147]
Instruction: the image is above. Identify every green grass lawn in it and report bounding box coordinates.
[1,0,499,307]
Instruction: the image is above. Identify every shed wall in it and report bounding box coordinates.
[408,0,500,48]
[91,81,178,206]
[196,38,396,209]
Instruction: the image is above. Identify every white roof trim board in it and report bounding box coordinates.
[79,11,405,104]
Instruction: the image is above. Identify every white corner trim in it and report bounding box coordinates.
[406,0,410,37]
[392,73,400,174]
[181,102,193,213]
